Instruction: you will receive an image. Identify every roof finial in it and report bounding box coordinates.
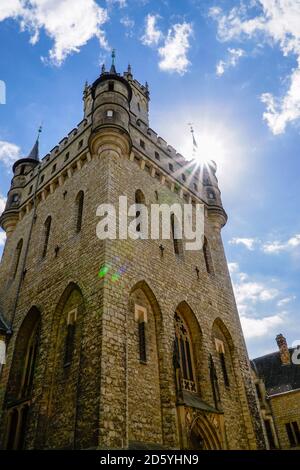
[110,49,117,74]
[101,63,106,75]
[127,63,132,75]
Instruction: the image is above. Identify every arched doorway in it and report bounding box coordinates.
[189,415,222,450]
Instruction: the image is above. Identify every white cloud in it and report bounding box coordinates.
[120,15,134,37]
[210,1,300,134]
[277,296,296,307]
[0,140,21,167]
[0,195,6,214]
[263,234,300,253]
[229,261,287,339]
[0,231,6,248]
[228,261,239,274]
[0,0,109,65]
[141,14,162,46]
[216,47,245,76]
[229,237,257,250]
[106,0,127,7]
[241,314,284,339]
[158,22,193,75]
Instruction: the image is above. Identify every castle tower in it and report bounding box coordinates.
[0,57,264,450]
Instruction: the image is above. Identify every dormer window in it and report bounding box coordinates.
[107,110,114,117]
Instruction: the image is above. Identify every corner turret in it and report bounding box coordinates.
[0,130,41,236]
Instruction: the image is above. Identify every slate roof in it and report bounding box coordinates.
[252,349,300,396]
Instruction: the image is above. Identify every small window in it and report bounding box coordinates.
[40,175,45,184]
[12,194,19,203]
[64,152,70,161]
[264,420,276,449]
[13,239,23,279]
[78,140,83,150]
[108,82,114,92]
[203,236,214,274]
[219,351,230,387]
[75,191,84,233]
[140,140,145,150]
[286,423,297,447]
[51,164,56,174]
[28,185,33,195]
[208,190,216,200]
[255,383,262,400]
[135,189,145,234]
[20,166,25,176]
[107,110,114,117]
[193,183,198,191]
[137,102,141,112]
[135,305,147,363]
[171,213,183,258]
[42,216,51,258]
[182,174,186,182]
[155,151,160,160]
[169,163,174,172]
[292,422,300,445]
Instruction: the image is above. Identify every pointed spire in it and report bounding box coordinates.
[101,63,106,75]
[110,48,117,74]
[27,125,42,161]
[127,64,132,75]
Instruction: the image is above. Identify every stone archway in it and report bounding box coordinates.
[188,414,223,450]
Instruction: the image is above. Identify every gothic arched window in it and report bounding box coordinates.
[64,309,77,367]
[203,236,214,274]
[42,216,52,258]
[75,191,84,233]
[4,308,40,449]
[13,239,23,279]
[174,312,196,392]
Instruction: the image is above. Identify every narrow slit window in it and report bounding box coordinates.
[76,191,84,233]
[42,216,51,258]
[64,309,77,367]
[13,239,23,279]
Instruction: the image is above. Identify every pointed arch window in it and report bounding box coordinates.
[42,216,51,258]
[174,312,196,392]
[215,338,229,387]
[4,309,40,449]
[203,236,214,274]
[75,191,84,233]
[13,239,23,279]
[64,308,77,367]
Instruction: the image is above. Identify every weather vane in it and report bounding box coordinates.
[111,48,116,66]
[188,122,198,156]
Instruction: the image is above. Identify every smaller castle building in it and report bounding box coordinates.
[252,334,300,449]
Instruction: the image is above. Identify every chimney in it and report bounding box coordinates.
[276,334,291,365]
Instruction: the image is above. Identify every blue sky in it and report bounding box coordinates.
[0,0,299,358]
